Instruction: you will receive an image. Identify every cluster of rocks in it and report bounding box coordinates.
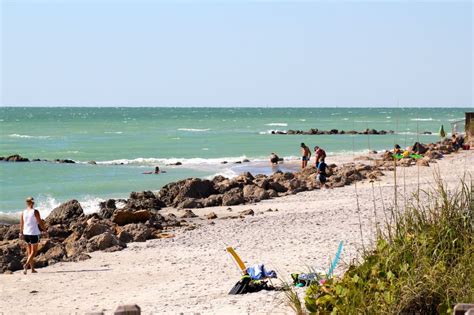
[0,194,184,274]
[270,129,435,136]
[374,139,458,170]
[154,162,383,209]
[0,154,75,164]
[271,128,399,135]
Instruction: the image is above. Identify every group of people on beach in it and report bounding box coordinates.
[270,142,328,186]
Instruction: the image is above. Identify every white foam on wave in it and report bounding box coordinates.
[299,119,306,122]
[177,128,210,132]
[0,195,105,224]
[206,168,239,179]
[94,155,257,166]
[410,118,433,121]
[9,134,50,139]
[265,123,288,126]
[104,131,123,134]
[259,130,287,135]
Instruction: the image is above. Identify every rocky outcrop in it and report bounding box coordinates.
[5,154,29,162]
[272,128,396,136]
[158,178,216,208]
[46,200,85,225]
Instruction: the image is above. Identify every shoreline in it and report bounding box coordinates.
[0,150,471,314]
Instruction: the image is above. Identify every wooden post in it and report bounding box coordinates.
[465,112,474,145]
[114,304,141,315]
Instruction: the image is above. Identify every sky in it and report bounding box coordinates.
[0,0,472,107]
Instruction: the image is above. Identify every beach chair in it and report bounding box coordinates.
[226,246,247,275]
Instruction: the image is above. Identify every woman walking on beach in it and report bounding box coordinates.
[19,197,45,274]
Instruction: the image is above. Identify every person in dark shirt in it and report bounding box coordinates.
[316,160,328,188]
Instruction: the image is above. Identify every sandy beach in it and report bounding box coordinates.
[0,150,472,314]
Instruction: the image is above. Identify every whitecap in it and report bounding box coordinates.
[177,128,210,132]
[9,134,50,139]
[299,119,306,122]
[265,123,288,126]
[410,118,433,121]
[104,131,123,134]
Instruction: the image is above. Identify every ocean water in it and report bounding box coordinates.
[0,107,468,217]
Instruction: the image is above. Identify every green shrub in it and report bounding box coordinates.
[302,179,473,314]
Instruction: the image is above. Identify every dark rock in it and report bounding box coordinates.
[206,212,218,219]
[99,199,117,219]
[112,210,151,226]
[177,198,203,209]
[222,188,244,206]
[201,195,222,207]
[5,154,29,162]
[243,185,269,202]
[88,161,97,165]
[84,222,111,239]
[180,210,197,218]
[0,240,23,273]
[242,159,250,163]
[46,200,84,225]
[35,244,66,267]
[86,232,123,252]
[120,223,151,242]
[158,178,215,207]
[55,159,75,164]
[240,209,255,216]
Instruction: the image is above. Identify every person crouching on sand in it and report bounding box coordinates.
[19,197,46,274]
[316,160,329,188]
[300,143,311,169]
[270,153,280,166]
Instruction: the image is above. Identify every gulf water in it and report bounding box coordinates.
[0,107,468,217]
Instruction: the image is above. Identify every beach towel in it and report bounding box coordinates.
[246,264,277,280]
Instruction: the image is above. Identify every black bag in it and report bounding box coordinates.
[229,275,251,295]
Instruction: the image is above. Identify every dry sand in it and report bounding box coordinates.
[1,151,472,315]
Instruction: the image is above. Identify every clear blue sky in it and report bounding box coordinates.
[1,0,472,107]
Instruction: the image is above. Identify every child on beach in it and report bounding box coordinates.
[19,197,46,274]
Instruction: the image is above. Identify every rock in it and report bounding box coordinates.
[2,225,20,241]
[221,188,244,206]
[46,225,71,240]
[180,210,197,218]
[425,150,443,160]
[86,232,122,252]
[35,244,66,267]
[99,199,117,218]
[206,212,218,220]
[201,195,222,207]
[0,240,23,273]
[177,198,203,209]
[416,159,429,167]
[221,161,228,164]
[88,161,97,165]
[55,159,75,164]
[126,191,165,211]
[240,209,255,216]
[46,200,84,225]
[112,210,151,226]
[242,159,250,163]
[243,185,269,202]
[214,179,239,194]
[84,223,111,239]
[5,154,29,162]
[268,181,287,193]
[167,162,182,166]
[63,232,86,258]
[158,178,215,207]
[120,223,151,242]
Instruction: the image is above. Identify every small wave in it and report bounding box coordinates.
[9,134,50,139]
[93,155,255,166]
[104,131,123,134]
[0,195,105,222]
[259,130,287,135]
[265,123,288,126]
[299,119,306,122]
[177,128,210,132]
[410,118,433,121]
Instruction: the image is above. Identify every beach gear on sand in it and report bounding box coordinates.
[393,153,423,160]
[226,247,276,294]
[291,241,344,287]
[246,264,277,280]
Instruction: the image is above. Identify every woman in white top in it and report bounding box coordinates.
[19,197,46,274]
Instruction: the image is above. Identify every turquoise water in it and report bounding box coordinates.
[0,107,468,215]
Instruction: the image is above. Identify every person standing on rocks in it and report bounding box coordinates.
[300,143,311,169]
[314,146,326,168]
[19,197,46,274]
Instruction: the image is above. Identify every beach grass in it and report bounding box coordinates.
[288,176,474,314]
